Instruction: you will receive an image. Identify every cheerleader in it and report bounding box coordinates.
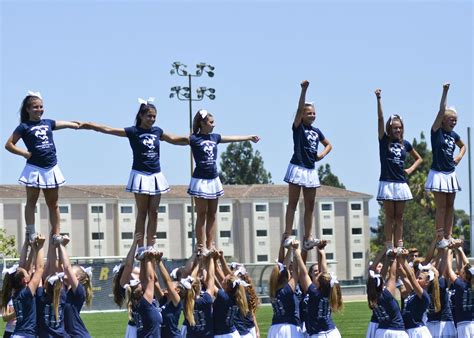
[267,239,304,338]
[374,89,422,252]
[283,80,332,253]
[79,98,188,259]
[294,240,342,338]
[112,233,142,338]
[425,83,466,248]
[366,249,387,338]
[444,245,474,337]
[56,238,92,337]
[4,91,79,240]
[188,109,259,253]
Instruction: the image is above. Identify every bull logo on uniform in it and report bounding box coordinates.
[141,134,157,150]
[390,144,402,158]
[201,140,216,159]
[32,126,49,142]
[444,135,455,154]
[305,130,319,151]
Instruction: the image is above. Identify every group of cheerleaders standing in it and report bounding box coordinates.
[0,80,471,338]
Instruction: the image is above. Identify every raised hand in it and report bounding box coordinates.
[300,80,310,89]
[250,135,260,143]
[375,89,381,99]
[443,83,450,91]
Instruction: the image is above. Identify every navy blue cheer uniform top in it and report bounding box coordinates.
[271,282,300,326]
[290,123,325,169]
[379,134,413,183]
[159,296,182,338]
[63,284,91,338]
[190,133,221,179]
[183,292,214,338]
[234,291,255,335]
[14,119,57,169]
[431,128,460,173]
[125,126,164,174]
[452,277,474,324]
[305,284,336,335]
[135,298,162,338]
[12,287,37,337]
[213,289,239,335]
[427,277,453,323]
[36,286,69,337]
[402,290,430,329]
[374,288,405,331]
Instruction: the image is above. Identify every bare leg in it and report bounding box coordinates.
[443,193,456,239]
[205,199,218,249]
[146,195,161,247]
[302,187,317,240]
[25,187,41,226]
[43,188,60,235]
[393,201,406,246]
[134,194,149,248]
[285,184,301,236]
[383,200,395,247]
[194,197,207,247]
[433,192,447,238]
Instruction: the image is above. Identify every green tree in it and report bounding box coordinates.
[371,132,470,255]
[0,228,18,258]
[317,164,346,189]
[219,141,272,184]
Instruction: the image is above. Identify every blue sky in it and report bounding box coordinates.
[1,0,472,219]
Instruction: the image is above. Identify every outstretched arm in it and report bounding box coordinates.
[28,235,45,296]
[294,80,309,128]
[161,132,190,145]
[55,121,79,130]
[375,89,385,140]
[405,148,423,176]
[120,233,142,287]
[78,121,126,137]
[432,83,449,132]
[220,135,260,143]
[5,133,30,159]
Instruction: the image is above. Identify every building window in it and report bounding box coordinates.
[321,203,332,211]
[220,231,231,238]
[121,232,134,240]
[60,232,70,237]
[326,253,334,260]
[255,204,267,212]
[291,229,298,236]
[92,232,104,240]
[120,206,133,214]
[91,206,104,213]
[187,231,193,238]
[351,203,362,211]
[158,206,167,213]
[187,206,194,213]
[156,232,167,239]
[322,228,333,236]
[219,205,231,213]
[257,255,268,262]
[256,230,267,237]
[352,228,362,235]
[352,252,363,259]
[59,206,69,214]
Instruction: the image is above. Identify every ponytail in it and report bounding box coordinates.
[269,265,288,299]
[75,266,93,307]
[0,274,13,312]
[45,277,63,322]
[367,274,384,310]
[112,265,126,307]
[184,285,197,326]
[329,282,343,313]
[240,274,259,314]
[428,277,441,313]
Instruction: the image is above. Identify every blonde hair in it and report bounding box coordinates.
[45,275,63,322]
[224,275,249,316]
[240,274,259,314]
[318,272,343,313]
[74,266,93,307]
[269,265,289,299]
[444,107,457,117]
[182,279,201,326]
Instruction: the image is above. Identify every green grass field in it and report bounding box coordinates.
[1,301,372,337]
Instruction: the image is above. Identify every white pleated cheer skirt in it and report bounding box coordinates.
[426,320,456,338]
[375,329,409,338]
[124,324,137,338]
[425,170,461,193]
[308,327,342,338]
[406,326,432,338]
[377,181,413,201]
[284,163,320,188]
[267,323,304,338]
[214,329,240,338]
[18,163,65,189]
[187,177,224,199]
[366,322,379,338]
[125,170,170,195]
[456,321,474,338]
[240,326,258,338]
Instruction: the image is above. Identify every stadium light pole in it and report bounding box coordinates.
[170,61,216,252]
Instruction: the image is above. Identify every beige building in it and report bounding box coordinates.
[0,184,371,280]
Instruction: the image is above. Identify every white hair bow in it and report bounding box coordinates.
[198,109,208,119]
[232,278,250,289]
[418,263,432,271]
[2,264,19,275]
[330,272,339,288]
[369,270,382,287]
[446,106,457,114]
[48,272,65,285]
[112,264,121,275]
[124,279,140,289]
[427,270,435,282]
[304,101,314,106]
[170,268,179,280]
[80,266,93,278]
[234,266,247,277]
[180,276,194,290]
[27,90,42,99]
[138,97,155,105]
[468,266,474,275]
[275,260,285,272]
[389,114,403,125]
